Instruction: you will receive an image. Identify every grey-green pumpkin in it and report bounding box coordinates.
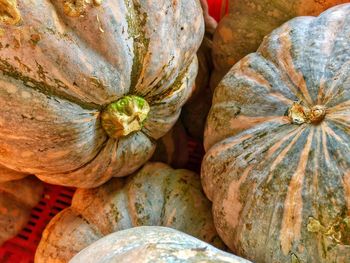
[0,0,204,187]
[203,4,350,263]
[35,162,225,263]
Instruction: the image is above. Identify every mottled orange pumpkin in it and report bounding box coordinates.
[211,0,349,88]
[203,5,350,263]
[0,0,204,187]
[0,175,43,245]
[35,162,224,263]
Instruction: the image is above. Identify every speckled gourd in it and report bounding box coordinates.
[0,174,43,245]
[35,162,224,263]
[70,226,252,263]
[211,0,349,88]
[202,5,350,263]
[0,0,204,187]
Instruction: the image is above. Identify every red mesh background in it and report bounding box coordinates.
[0,1,223,262]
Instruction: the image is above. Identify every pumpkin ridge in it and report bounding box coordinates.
[35,136,109,183]
[125,0,150,94]
[0,59,100,110]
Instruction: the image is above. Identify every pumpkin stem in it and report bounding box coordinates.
[288,102,326,125]
[101,95,150,138]
[63,0,102,17]
[0,0,21,25]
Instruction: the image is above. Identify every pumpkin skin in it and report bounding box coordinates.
[0,0,204,187]
[202,5,350,263]
[211,0,349,89]
[71,226,251,263]
[0,175,43,245]
[35,162,224,263]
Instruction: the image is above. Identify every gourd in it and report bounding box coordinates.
[0,175,43,245]
[70,226,252,263]
[211,0,348,88]
[35,162,224,263]
[202,5,350,263]
[0,0,204,187]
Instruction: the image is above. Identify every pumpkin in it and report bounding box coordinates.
[0,175,43,245]
[202,5,350,263]
[0,0,204,187]
[35,162,224,262]
[70,226,251,263]
[211,0,349,89]
[151,120,189,168]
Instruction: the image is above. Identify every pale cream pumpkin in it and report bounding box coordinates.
[71,227,252,263]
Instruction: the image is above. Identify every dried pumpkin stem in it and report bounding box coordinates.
[288,102,326,125]
[0,0,21,25]
[101,95,150,138]
[63,0,103,17]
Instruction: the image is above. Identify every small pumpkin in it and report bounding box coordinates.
[151,120,189,168]
[70,226,251,263]
[203,5,350,263]
[0,0,204,187]
[35,162,224,263]
[211,0,349,88]
[0,175,43,245]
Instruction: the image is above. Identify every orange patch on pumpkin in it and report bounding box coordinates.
[280,128,314,255]
[223,166,252,230]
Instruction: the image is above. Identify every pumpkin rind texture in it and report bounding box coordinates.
[35,162,224,263]
[203,5,350,263]
[211,0,349,88]
[0,0,204,187]
[0,175,43,245]
[70,226,251,263]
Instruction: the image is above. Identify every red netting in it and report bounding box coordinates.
[0,1,223,261]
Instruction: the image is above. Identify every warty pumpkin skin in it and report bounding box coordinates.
[211,0,349,89]
[0,0,204,187]
[0,175,43,245]
[202,5,350,263]
[35,162,224,263]
[70,226,251,263]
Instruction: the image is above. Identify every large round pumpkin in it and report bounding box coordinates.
[211,0,349,88]
[35,162,224,262]
[0,0,204,187]
[0,175,43,245]
[71,226,251,263]
[202,5,350,263]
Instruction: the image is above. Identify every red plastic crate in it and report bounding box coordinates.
[0,1,223,262]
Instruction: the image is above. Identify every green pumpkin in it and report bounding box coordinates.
[35,162,224,262]
[203,5,350,263]
[0,0,204,187]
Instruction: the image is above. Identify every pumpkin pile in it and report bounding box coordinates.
[0,1,350,263]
